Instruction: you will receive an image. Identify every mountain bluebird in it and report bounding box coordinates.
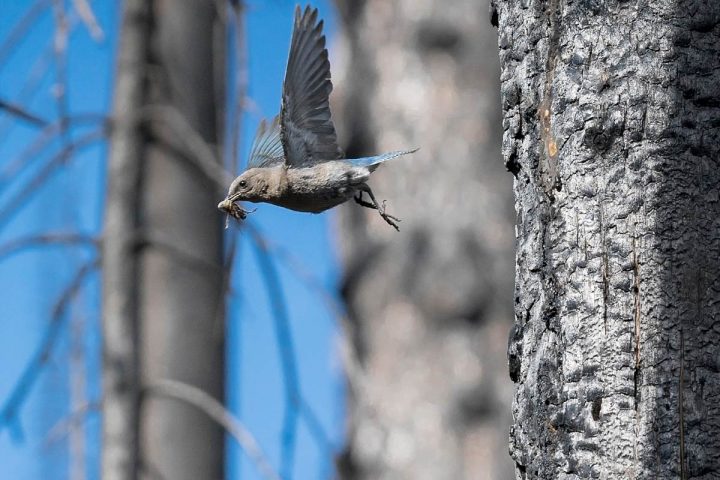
[218,5,417,230]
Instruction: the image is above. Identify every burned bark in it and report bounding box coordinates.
[335,1,515,478]
[496,0,720,477]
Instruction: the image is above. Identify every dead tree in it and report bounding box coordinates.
[103,0,226,479]
[494,0,720,477]
[334,0,515,478]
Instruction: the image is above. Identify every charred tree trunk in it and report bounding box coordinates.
[334,1,515,478]
[102,1,225,479]
[496,0,720,477]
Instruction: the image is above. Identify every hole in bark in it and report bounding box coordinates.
[506,150,521,176]
[489,5,499,27]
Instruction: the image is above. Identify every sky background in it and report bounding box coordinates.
[0,1,343,479]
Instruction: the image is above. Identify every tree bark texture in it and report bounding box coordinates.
[103,1,225,479]
[496,0,720,478]
[334,1,515,478]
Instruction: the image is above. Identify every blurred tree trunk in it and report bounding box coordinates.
[334,1,515,479]
[495,0,720,477]
[102,1,226,479]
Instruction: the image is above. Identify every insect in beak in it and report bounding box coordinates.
[218,198,256,228]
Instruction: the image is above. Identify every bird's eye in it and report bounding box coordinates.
[239,180,247,188]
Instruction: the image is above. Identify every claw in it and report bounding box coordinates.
[354,191,401,230]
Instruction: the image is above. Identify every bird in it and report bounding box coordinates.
[217,5,417,231]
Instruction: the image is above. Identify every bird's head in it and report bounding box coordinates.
[217,168,274,220]
[226,168,274,203]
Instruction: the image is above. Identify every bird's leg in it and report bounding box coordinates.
[355,185,401,231]
[353,190,377,209]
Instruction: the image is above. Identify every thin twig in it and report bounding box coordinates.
[51,0,72,148]
[72,0,104,41]
[44,400,100,446]
[0,232,97,263]
[249,227,337,475]
[0,98,48,126]
[0,114,107,185]
[0,259,99,435]
[0,8,80,144]
[245,222,346,320]
[134,228,222,274]
[0,128,105,234]
[0,0,52,70]
[145,379,280,480]
[0,40,55,144]
[251,237,299,479]
[143,104,233,189]
[251,236,302,479]
[68,311,87,480]
[229,0,248,175]
[299,398,333,454]
[216,227,238,338]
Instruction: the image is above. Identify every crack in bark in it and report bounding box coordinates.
[633,234,641,411]
[599,203,609,336]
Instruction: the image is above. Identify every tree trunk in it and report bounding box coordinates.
[334,1,515,478]
[102,0,151,477]
[102,1,225,479]
[496,0,720,477]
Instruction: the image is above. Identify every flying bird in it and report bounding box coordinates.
[218,5,417,230]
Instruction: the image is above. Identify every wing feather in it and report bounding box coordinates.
[280,6,342,167]
[247,115,285,168]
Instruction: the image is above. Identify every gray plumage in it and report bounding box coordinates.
[218,5,417,230]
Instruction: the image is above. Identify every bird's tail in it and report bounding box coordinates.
[346,148,419,170]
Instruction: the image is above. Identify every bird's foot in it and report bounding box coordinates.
[378,200,401,231]
[355,194,400,230]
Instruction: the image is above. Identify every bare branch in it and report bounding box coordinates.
[228,0,248,174]
[0,114,107,185]
[249,228,337,473]
[72,0,104,41]
[298,398,334,455]
[0,233,97,263]
[45,400,100,446]
[245,222,346,319]
[51,0,71,147]
[145,379,280,480]
[134,228,222,274]
[0,128,105,234]
[0,0,52,70]
[0,98,48,126]
[0,259,99,434]
[68,311,88,480]
[0,40,55,144]
[143,105,233,190]
[250,238,299,478]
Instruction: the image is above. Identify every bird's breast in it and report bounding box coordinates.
[271,187,356,213]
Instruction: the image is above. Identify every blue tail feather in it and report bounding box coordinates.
[346,148,419,169]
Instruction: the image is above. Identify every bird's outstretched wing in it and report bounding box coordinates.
[247,115,285,168]
[280,5,342,168]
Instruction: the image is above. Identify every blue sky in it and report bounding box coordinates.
[0,1,343,479]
